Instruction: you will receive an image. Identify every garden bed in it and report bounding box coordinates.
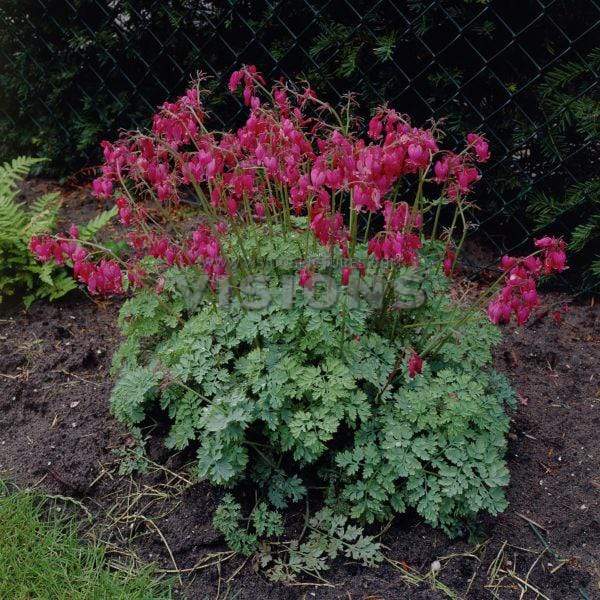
[0,180,598,599]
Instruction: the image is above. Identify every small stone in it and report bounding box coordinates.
[431,560,441,573]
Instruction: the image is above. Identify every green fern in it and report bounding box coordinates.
[27,192,62,235]
[0,157,117,306]
[0,158,45,237]
[0,157,45,196]
[79,205,117,241]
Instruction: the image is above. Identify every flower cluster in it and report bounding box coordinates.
[129,225,227,286]
[30,229,124,296]
[367,201,423,266]
[85,66,489,288]
[30,66,566,369]
[487,237,567,325]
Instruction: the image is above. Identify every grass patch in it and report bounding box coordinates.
[0,484,172,599]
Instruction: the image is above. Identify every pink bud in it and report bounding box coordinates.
[434,159,449,181]
[341,267,352,286]
[515,305,531,325]
[408,352,423,378]
[407,144,425,164]
[298,267,313,289]
[500,255,516,271]
[443,249,456,277]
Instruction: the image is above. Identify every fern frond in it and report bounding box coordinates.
[26,192,62,236]
[0,194,28,238]
[79,205,117,241]
[0,157,45,200]
[0,157,51,239]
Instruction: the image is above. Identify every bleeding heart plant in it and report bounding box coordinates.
[31,67,567,572]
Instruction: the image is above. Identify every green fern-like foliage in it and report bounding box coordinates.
[111,227,515,558]
[79,205,118,241]
[0,157,115,306]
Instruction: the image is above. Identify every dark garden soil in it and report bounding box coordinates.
[0,181,598,599]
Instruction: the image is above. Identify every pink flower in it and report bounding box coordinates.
[368,232,421,266]
[368,116,383,140]
[442,249,456,277]
[408,352,423,378]
[487,299,511,325]
[466,133,490,162]
[456,166,480,193]
[85,260,123,295]
[544,249,567,274]
[500,255,516,271]
[407,143,428,168]
[533,236,556,249]
[433,158,449,182]
[488,238,566,327]
[29,236,55,262]
[515,305,531,326]
[73,259,95,284]
[523,255,542,274]
[521,288,539,308]
[92,177,113,199]
[228,70,244,92]
[341,266,352,286]
[382,201,410,232]
[534,237,567,274]
[298,267,313,289]
[72,246,87,262]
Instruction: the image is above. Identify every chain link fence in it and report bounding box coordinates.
[1,1,598,292]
